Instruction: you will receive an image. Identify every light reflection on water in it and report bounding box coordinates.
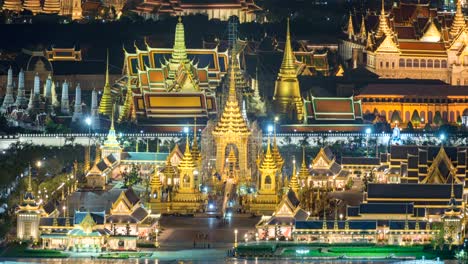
[0,259,397,264]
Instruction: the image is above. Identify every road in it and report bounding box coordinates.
[158,215,260,250]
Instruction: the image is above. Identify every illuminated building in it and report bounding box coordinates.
[118,18,228,128]
[1,0,22,12]
[60,0,82,20]
[341,0,468,85]
[23,0,41,14]
[250,136,280,215]
[134,0,260,23]
[355,81,468,127]
[37,188,156,251]
[16,165,45,242]
[42,0,61,14]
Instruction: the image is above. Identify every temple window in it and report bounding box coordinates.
[420,111,425,122]
[386,62,389,68]
[435,60,440,68]
[406,59,412,67]
[399,58,405,67]
[413,59,419,68]
[428,59,433,67]
[421,59,426,67]
[442,60,447,68]
[392,62,395,69]
[450,111,455,122]
[380,61,383,68]
[264,176,272,189]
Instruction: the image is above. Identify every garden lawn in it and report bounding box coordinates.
[1,244,68,258]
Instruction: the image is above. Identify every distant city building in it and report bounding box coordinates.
[134,0,261,23]
[341,0,468,85]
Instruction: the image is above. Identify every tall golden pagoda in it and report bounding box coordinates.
[98,51,113,117]
[42,0,61,14]
[2,0,22,12]
[450,0,465,37]
[22,0,41,14]
[250,136,279,215]
[273,19,304,122]
[212,53,251,183]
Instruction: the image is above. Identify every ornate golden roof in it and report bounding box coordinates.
[98,50,113,117]
[450,0,465,37]
[178,135,196,171]
[212,54,250,136]
[375,0,393,39]
[162,157,176,179]
[347,12,355,40]
[272,133,284,170]
[259,136,277,172]
[150,166,163,191]
[80,212,96,234]
[420,17,441,42]
[289,159,300,194]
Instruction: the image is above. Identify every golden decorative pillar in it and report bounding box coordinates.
[178,134,197,192]
[289,159,300,194]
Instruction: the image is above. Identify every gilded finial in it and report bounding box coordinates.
[105,49,109,85]
[178,16,182,23]
[27,163,32,192]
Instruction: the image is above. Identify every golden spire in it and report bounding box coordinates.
[450,0,465,37]
[212,53,250,136]
[289,158,300,194]
[178,133,196,171]
[227,147,237,164]
[27,163,32,192]
[272,125,284,170]
[260,135,277,171]
[375,0,392,38]
[347,12,355,40]
[150,164,163,193]
[162,157,176,185]
[280,18,297,75]
[359,15,367,41]
[94,144,101,164]
[99,50,113,116]
[298,146,309,180]
[273,18,304,122]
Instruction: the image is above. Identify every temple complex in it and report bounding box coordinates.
[134,0,261,23]
[340,0,468,85]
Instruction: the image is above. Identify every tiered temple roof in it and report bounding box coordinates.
[1,0,22,12]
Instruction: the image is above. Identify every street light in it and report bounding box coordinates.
[440,133,446,146]
[36,161,42,168]
[234,229,238,248]
[365,128,371,157]
[154,228,159,248]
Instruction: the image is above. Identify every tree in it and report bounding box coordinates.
[123,164,141,187]
[434,111,443,126]
[406,121,414,131]
[410,110,421,128]
[390,111,402,124]
[424,123,432,131]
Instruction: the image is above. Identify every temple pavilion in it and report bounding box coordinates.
[114,18,228,129]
